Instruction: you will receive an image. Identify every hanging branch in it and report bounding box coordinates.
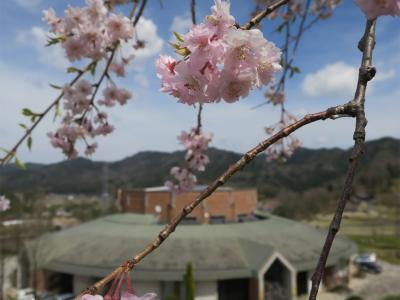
[191,0,202,134]
[191,0,197,25]
[0,67,88,166]
[242,0,289,30]
[252,0,313,110]
[133,0,147,26]
[0,0,146,166]
[308,18,377,300]
[77,100,358,298]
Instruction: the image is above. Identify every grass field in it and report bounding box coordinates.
[308,205,400,264]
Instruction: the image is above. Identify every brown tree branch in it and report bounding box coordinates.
[0,67,88,166]
[308,18,377,300]
[133,0,147,26]
[0,0,146,166]
[242,0,289,30]
[191,0,197,25]
[196,104,203,133]
[76,101,357,299]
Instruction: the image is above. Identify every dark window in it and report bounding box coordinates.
[296,271,308,296]
[48,272,73,293]
[218,278,249,300]
[181,217,198,225]
[210,216,225,224]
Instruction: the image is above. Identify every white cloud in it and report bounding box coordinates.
[170,14,192,35]
[301,62,358,99]
[374,68,396,82]
[16,18,163,72]
[301,61,397,99]
[14,0,42,10]
[16,26,69,70]
[0,61,65,162]
[134,73,150,88]
[121,17,163,69]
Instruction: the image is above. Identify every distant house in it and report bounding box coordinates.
[21,186,357,300]
[116,186,258,224]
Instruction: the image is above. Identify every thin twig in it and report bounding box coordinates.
[252,0,313,110]
[0,0,145,166]
[76,102,356,298]
[191,0,196,25]
[0,68,87,165]
[308,18,377,300]
[191,0,202,135]
[242,0,289,30]
[128,0,140,20]
[196,104,202,132]
[133,0,147,26]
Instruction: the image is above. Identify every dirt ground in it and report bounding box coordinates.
[318,261,400,300]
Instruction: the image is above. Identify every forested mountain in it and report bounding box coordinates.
[0,137,399,200]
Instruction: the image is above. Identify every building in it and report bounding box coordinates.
[117,186,258,224]
[21,187,357,300]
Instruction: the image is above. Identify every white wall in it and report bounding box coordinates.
[195,281,218,300]
[132,280,161,298]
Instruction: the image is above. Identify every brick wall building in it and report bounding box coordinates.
[117,186,257,224]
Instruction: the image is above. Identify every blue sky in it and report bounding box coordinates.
[0,0,399,163]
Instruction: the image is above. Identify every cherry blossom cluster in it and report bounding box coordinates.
[166,128,213,193]
[47,80,132,158]
[0,195,10,212]
[253,0,341,21]
[354,0,400,19]
[156,0,282,105]
[82,293,156,300]
[264,111,302,162]
[264,82,285,106]
[43,0,134,62]
[82,270,157,300]
[43,0,135,158]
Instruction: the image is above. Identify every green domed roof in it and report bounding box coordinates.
[28,213,357,281]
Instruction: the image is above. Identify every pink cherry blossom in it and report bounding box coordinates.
[265,89,285,106]
[75,79,93,96]
[207,0,235,37]
[0,195,11,212]
[43,0,134,62]
[107,14,134,43]
[82,294,103,300]
[354,0,400,19]
[166,167,198,193]
[41,1,136,158]
[166,127,212,193]
[110,62,126,77]
[264,111,302,161]
[42,8,63,33]
[64,38,85,62]
[156,0,281,105]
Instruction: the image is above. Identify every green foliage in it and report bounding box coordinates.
[67,67,81,73]
[15,157,26,170]
[350,235,400,264]
[22,108,34,117]
[350,235,400,250]
[49,83,62,89]
[345,296,363,300]
[45,35,65,46]
[27,136,33,151]
[0,138,398,202]
[381,296,400,300]
[184,263,195,300]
